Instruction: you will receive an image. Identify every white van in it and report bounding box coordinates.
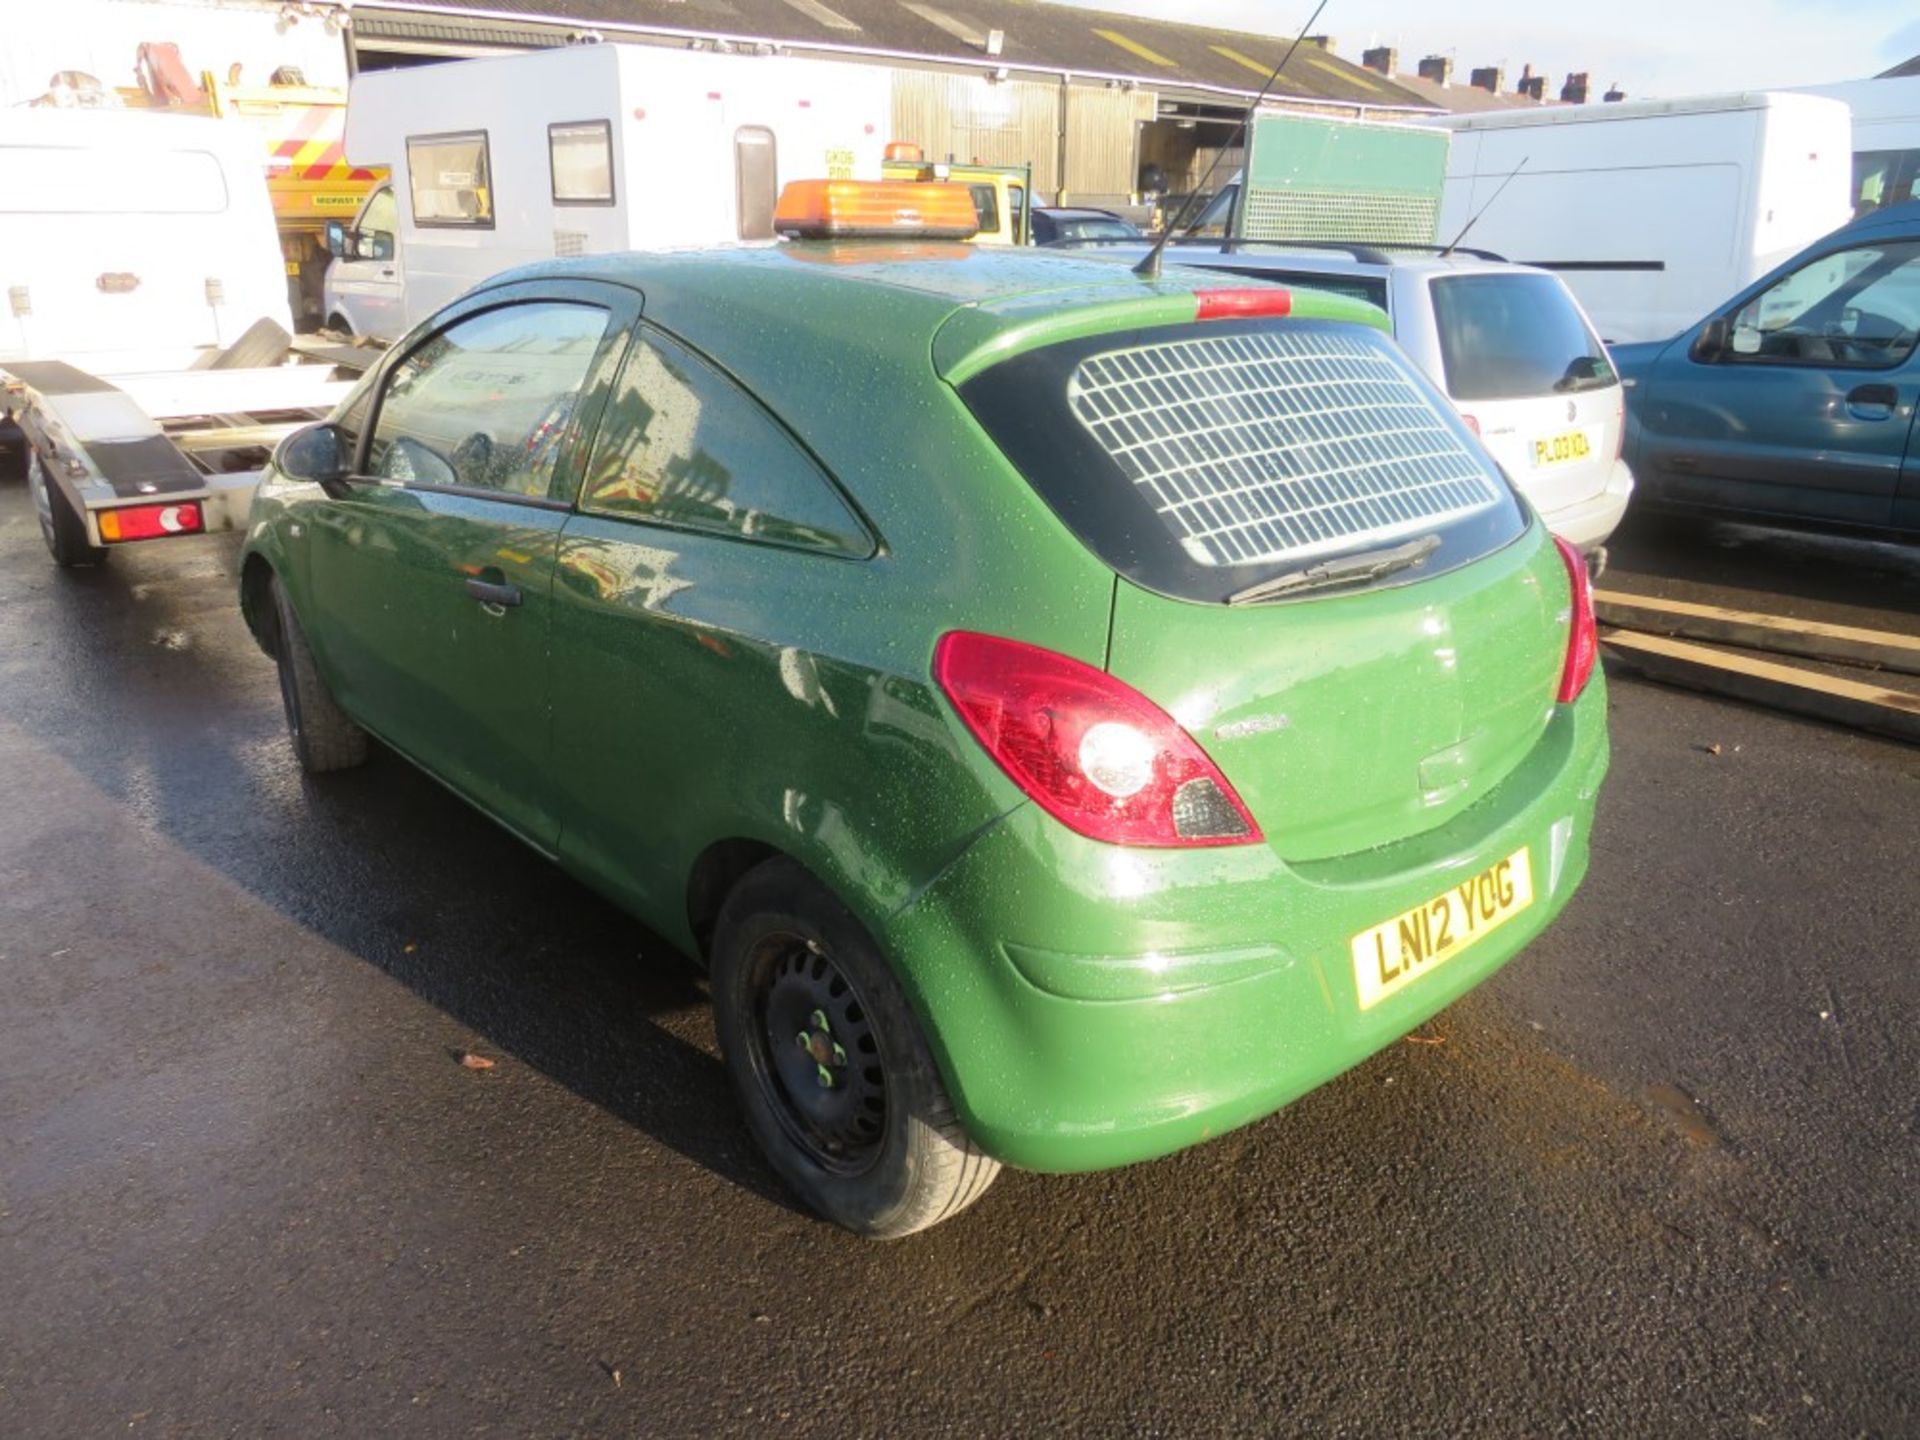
[1794,75,1920,216]
[0,108,292,372]
[1436,93,1853,344]
[324,43,890,342]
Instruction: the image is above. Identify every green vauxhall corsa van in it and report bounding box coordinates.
[239,182,1608,1237]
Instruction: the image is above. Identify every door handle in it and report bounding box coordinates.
[1846,382,1899,415]
[465,576,521,609]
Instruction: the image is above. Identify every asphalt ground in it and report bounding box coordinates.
[1,484,1915,1439]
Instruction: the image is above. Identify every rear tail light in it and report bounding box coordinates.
[1458,412,1481,437]
[933,632,1262,848]
[1552,535,1597,703]
[1194,287,1292,321]
[97,500,204,543]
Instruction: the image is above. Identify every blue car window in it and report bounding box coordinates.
[1728,241,1920,369]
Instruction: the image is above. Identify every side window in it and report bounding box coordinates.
[734,126,777,240]
[969,183,999,235]
[1727,241,1920,369]
[1008,183,1026,243]
[550,120,614,205]
[408,131,492,229]
[367,302,610,500]
[583,326,870,555]
[362,185,397,237]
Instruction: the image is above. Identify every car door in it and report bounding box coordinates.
[305,281,636,851]
[545,322,874,928]
[326,184,405,341]
[1633,237,1920,528]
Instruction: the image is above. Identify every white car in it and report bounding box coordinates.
[1086,240,1635,562]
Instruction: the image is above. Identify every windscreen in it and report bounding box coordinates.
[1431,272,1614,401]
[959,318,1528,603]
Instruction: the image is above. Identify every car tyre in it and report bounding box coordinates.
[29,450,107,568]
[711,858,1000,1238]
[272,578,368,773]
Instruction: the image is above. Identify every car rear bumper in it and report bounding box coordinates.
[883,677,1611,1173]
[1539,459,1634,551]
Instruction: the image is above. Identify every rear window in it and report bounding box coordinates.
[958,318,1527,604]
[1431,273,1614,401]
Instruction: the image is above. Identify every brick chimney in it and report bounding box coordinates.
[1470,65,1503,94]
[1417,54,1452,87]
[1604,82,1627,102]
[1561,71,1590,104]
[1362,45,1397,77]
[1517,65,1546,102]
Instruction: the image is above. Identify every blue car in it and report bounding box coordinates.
[1614,200,1920,538]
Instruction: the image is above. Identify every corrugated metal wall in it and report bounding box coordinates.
[889,70,1155,200]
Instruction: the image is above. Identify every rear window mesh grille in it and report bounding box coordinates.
[1066,328,1501,568]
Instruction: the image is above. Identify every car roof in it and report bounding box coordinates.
[1835,198,1920,240]
[476,242,1388,382]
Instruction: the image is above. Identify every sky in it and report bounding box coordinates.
[1050,1,1920,98]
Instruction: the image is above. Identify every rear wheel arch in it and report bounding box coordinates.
[687,838,783,960]
[240,553,280,659]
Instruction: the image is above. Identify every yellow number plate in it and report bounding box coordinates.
[1531,429,1593,468]
[1350,848,1533,1010]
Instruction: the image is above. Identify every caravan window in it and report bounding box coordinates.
[735,127,777,240]
[550,120,614,206]
[408,131,493,229]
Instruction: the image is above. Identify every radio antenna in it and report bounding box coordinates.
[1440,156,1528,256]
[1133,0,1328,280]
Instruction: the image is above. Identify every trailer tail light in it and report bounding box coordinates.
[934,632,1262,848]
[97,501,204,543]
[1194,287,1292,321]
[1552,535,1598,704]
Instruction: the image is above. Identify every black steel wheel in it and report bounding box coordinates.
[747,934,889,1175]
[711,858,1000,1238]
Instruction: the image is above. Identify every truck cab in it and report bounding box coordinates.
[881,145,1031,244]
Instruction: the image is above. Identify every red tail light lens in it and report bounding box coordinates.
[934,632,1262,848]
[1194,287,1292,321]
[1552,535,1598,703]
[1458,412,1481,437]
[97,501,204,543]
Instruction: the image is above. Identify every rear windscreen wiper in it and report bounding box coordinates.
[1226,533,1442,606]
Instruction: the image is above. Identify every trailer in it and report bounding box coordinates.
[9,355,352,567]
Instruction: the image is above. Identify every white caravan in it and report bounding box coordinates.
[1436,93,1852,344]
[0,108,292,371]
[1794,75,1920,216]
[325,43,890,342]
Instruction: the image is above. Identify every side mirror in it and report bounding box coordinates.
[358,230,395,263]
[324,220,348,259]
[274,422,351,494]
[1692,315,1730,362]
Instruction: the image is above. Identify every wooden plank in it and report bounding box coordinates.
[1600,628,1920,744]
[1594,588,1920,675]
[169,423,306,454]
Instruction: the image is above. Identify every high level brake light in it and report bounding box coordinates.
[1193,287,1292,321]
[97,501,204,543]
[1552,535,1598,704]
[934,632,1262,848]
